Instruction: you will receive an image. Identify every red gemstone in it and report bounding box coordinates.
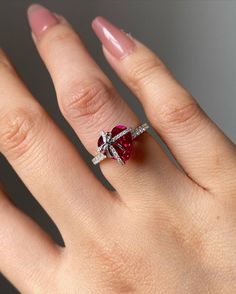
[98,125,133,162]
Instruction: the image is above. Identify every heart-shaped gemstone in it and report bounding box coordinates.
[98,125,133,163]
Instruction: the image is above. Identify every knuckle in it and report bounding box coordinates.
[128,55,164,89]
[0,106,43,159]
[157,99,203,133]
[60,79,116,122]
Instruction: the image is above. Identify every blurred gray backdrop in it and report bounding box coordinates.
[0,0,236,292]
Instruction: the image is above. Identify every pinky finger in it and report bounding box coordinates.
[0,189,60,293]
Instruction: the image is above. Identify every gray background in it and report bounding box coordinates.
[0,0,236,292]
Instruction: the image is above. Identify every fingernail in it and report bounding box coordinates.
[27,4,59,39]
[92,16,136,59]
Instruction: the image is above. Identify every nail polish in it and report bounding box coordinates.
[92,16,136,59]
[27,4,59,39]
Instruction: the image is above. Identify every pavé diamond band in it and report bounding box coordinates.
[92,123,149,165]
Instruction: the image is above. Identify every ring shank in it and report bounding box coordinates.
[92,152,107,165]
[131,123,149,139]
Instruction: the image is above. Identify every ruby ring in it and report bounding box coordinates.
[92,123,149,165]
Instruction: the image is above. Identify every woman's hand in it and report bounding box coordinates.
[0,4,236,293]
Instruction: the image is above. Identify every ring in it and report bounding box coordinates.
[92,123,149,165]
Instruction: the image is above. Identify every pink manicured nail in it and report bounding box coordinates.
[27,4,59,39]
[92,16,136,59]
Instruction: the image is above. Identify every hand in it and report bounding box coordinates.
[0,4,235,293]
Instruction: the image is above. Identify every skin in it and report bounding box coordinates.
[0,6,236,294]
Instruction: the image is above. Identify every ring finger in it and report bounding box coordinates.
[27,4,184,206]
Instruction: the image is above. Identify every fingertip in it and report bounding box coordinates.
[27,3,45,16]
[91,16,105,29]
[27,3,59,39]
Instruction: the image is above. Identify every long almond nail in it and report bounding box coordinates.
[27,4,59,39]
[92,16,136,59]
